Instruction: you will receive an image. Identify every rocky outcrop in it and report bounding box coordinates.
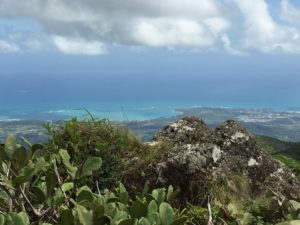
[154,117,211,144]
[123,117,300,203]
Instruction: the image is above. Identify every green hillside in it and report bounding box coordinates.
[255,135,300,158]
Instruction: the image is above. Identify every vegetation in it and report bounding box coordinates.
[256,135,300,177]
[1,118,300,224]
[0,127,186,224]
[44,118,142,189]
[255,135,300,159]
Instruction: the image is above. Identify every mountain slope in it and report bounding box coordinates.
[255,135,300,159]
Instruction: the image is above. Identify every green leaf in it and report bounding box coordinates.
[118,218,136,225]
[77,189,94,204]
[290,200,300,211]
[119,191,129,204]
[95,215,111,225]
[80,157,102,178]
[53,189,64,206]
[166,186,180,203]
[46,172,57,196]
[5,136,20,159]
[0,146,8,162]
[130,200,148,219]
[138,217,151,225]
[166,186,174,200]
[159,203,174,225]
[11,212,29,225]
[59,149,77,178]
[18,212,30,224]
[148,200,158,214]
[34,157,47,172]
[21,136,32,147]
[152,188,166,206]
[276,221,300,225]
[0,215,5,225]
[112,210,128,224]
[143,181,150,196]
[77,205,93,225]
[0,176,15,190]
[13,166,36,186]
[107,197,119,204]
[31,186,46,202]
[145,194,156,204]
[119,183,127,193]
[147,213,160,225]
[93,205,105,221]
[12,147,27,168]
[62,182,74,192]
[58,209,74,225]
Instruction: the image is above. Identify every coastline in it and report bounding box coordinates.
[1,105,300,143]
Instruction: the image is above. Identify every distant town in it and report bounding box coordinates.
[1,107,300,143]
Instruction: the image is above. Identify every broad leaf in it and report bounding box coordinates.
[130,200,148,219]
[159,203,174,225]
[77,205,93,225]
[80,157,102,178]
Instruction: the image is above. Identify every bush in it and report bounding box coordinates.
[44,118,142,189]
[0,134,187,225]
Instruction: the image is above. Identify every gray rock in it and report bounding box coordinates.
[154,116,211,145]
[125,117,300,202]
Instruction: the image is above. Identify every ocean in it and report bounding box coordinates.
[0,101,186,121]
[0,100,299,122]
[1,53,300,122]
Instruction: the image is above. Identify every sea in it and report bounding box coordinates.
[0,100,299,122]
[1,52,300,122]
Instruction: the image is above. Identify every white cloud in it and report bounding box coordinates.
[0,0,230,54]
[53,36,105,55]
[0,40,20,53]
[132,18,229,47]
[1,0,300,54]
[221,34,245,56]
[281,0,300,27]
[235,0,300,53]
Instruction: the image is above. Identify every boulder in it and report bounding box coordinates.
[123,117,300,203]
[154,116,211,144]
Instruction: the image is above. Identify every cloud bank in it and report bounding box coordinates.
[1,0,300,55]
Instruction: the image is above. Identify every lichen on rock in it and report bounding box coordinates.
[123,116,300,204]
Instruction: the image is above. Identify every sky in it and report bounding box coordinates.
[0,0,300,109]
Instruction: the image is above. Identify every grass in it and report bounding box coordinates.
[44,117,143,189]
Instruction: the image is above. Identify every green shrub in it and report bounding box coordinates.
[44,118,142,189]
[0,135,187,225]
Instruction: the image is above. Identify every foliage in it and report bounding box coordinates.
[1,118,300,224]
[0,134,186,225]
[44,118,142,189]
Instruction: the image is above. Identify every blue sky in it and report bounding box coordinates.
[0,0,300,109]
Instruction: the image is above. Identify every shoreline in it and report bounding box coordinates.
[1,105,300,123]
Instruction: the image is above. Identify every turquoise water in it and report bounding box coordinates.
[0,101,186,121]
[0,101,299,122]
